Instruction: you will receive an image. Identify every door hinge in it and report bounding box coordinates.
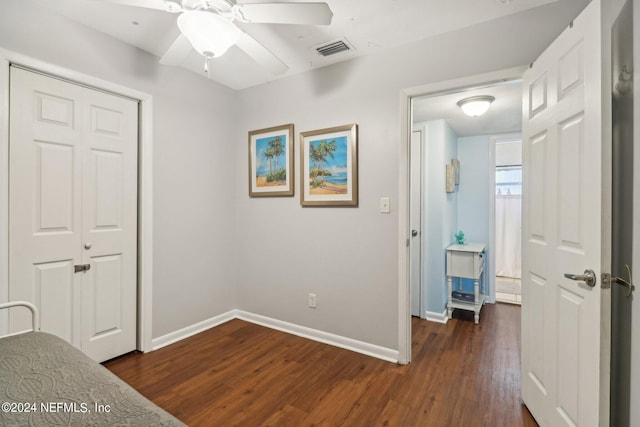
[74,264,91,273]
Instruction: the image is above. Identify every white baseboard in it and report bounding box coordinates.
[425,309,449,324]
[236,310,399,363]
[151,310,236,351]
[151,309,399,363]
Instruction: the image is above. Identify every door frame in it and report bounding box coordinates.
[0,49,154,353]
[398,66,526,364]
[632,0,640,420]
[489,133,522,305]
[409,129,424,318]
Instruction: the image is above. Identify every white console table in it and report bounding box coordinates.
[446,243,486,324]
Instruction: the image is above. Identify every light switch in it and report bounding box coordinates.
[380,197,391,214]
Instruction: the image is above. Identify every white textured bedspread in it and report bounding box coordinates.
[0,332,185,426]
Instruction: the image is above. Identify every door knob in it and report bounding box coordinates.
[411,230,418,237]
[84,242,92,250]
[605,264,635,297]
[74,264,91,273]
[564,269,597,288]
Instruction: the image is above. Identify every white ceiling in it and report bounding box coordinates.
[34,0,563,90]
[412,79,523,137]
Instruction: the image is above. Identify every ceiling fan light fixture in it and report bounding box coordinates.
[456,95,495,117]
[177,11,240,58]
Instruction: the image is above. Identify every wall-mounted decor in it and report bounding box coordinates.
[248,124,294,197]
[446,163,455,193]
[452,158,460,184]
[300,124,358,206]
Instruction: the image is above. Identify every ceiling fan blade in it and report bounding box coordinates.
[236,32,289,75]
[160,34,193,66]
[233,2,333,25]
[95,0,182,13]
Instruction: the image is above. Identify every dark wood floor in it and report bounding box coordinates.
[104,303,538,426]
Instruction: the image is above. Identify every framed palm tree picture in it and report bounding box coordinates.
[300,124,358,206]
[248,124,294,197]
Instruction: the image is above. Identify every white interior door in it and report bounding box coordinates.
[80,83,138,361]
[521,1,610,426]
[9,67,138,362]
[410,130,422,317]
[9,67,84,347]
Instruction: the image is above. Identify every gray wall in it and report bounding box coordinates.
[235,3,588,349]
[0,0,589,351]
[0,0,239,338]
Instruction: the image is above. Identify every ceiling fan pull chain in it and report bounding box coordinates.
[204,55,213,79]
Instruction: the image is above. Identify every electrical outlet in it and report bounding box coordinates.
[308,293,317,308]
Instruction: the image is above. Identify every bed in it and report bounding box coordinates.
[0,301,185,426]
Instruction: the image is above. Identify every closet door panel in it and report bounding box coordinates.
[34,260,76,342]
[81,87,138,362]
[88,254,123,337]
[9,67,138,362]
[9,67,82,347]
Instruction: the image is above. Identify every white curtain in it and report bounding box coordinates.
[495,194,521,278]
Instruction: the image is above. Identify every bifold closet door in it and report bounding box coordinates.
[9,66,138,362]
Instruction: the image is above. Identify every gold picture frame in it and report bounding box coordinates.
[300,124,358,206]
[248,124,294,197]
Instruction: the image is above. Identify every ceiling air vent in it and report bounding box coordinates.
[315,39,352,57]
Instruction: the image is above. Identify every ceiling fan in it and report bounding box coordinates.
[97,0,333,77]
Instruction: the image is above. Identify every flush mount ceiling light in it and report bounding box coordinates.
[456,95,495,117]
